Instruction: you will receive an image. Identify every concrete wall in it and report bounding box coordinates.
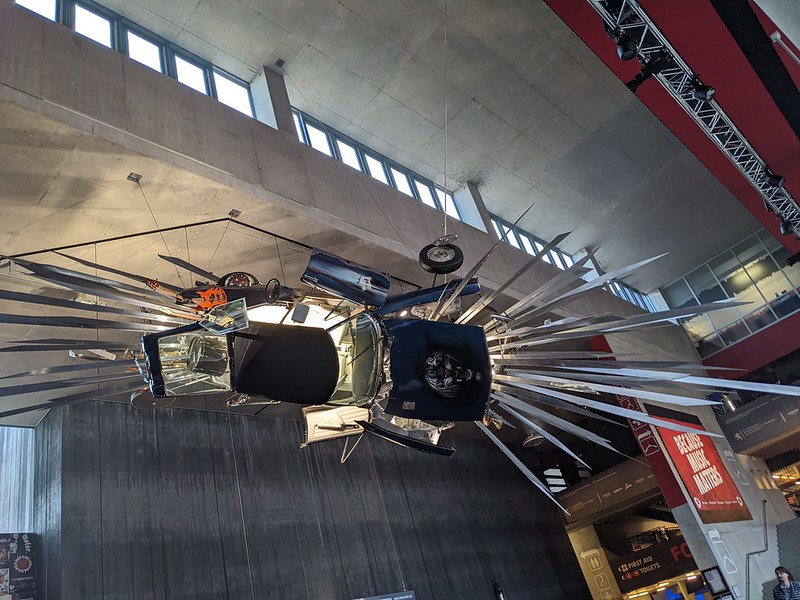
[0,426,35,531]
[33,401,591,600]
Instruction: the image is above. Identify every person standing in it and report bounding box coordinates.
[773,566,800,600]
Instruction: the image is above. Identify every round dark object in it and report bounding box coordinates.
[418,243,463,274]
[424,351,473,398]
[218,271,259,288]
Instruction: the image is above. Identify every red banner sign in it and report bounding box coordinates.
[656,419,752,523]
[589,336,688,510]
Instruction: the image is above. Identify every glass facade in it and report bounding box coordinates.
[660,230,800,358]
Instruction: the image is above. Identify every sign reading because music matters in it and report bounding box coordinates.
[656,419,751,524]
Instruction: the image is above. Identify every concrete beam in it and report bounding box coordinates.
[251,66,295,136]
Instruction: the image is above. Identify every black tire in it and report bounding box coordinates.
[418,243,464,274]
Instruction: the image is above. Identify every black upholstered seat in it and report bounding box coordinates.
[232,323,339,404]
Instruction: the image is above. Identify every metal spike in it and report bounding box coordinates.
[54,252,184,293]
[0,372,142,398]
[505,370,720,406]
[457,231,571,324]
[497,400,590,469]
[0,359,135,380]
[0,289,191,325]
[0,382,147,419]
[494,375,721,436]
[0,313,168,332]
[492,382,623,426]
[158,254,217,282]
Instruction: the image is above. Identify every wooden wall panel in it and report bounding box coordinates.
[35,401,591,599]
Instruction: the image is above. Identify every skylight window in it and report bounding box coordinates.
[336,140,362,171]
[174,55,207,94]
[126,31,162,72]
[519,234,537,256]
[305,124,332,156]
[292,113,304,141]
[435,189,460,219]
[365,155,388,185]
[413,180,438,209]
[213,72,253,117]
[16,0,56,21]
[390,168,413,197]
[74,5,112,48]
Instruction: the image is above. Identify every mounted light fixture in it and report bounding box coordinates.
[765,168,785,188]
[779,217,793,235]
[615,32,638,60]
[764,199,774,213]
[690,78,715,102]
[626,51,672,94]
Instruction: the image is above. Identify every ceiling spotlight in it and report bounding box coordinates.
[626,52,671,94]
[765,169,785,188]
[691,81,715,102]
[779,217,793,236]
[764,199,774,212]
[615,33,638,60]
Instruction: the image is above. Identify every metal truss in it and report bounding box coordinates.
[587,0,800,237]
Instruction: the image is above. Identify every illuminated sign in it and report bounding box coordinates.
[656,419,752,523]
[610,534,697,593]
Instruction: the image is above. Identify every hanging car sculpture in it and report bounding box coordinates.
[3,234,800,508]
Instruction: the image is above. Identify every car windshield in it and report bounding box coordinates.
[327,314,382,404]
[156,331,232,396]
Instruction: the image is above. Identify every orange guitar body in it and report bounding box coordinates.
[190,287,228,311]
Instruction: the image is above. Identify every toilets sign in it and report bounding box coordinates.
[656,420,751,523]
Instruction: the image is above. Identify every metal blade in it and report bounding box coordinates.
[0,289,190,325]
[484,252,596,333]
[5,270,191,315]
[457,231,571,324]
[0,359,135,380]
[497,399,590,469]
[498,254,668,329]
[494,375,721,437]
[505,370,720,406]
[495,392,615,449]
[54,252,183,293]
[0,313,168,332]
[158,254,217,282]
[0,382,147,419]
[0,372,142,398]
[4,255,162,296]
[475,421,568,513]
[492,382,623,426]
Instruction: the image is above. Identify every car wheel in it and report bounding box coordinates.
[418,243,464,274]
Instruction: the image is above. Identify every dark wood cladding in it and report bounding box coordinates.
[35,402,590,599]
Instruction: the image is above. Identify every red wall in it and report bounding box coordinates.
[702,310,800,375]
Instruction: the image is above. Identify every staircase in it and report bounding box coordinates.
[762,517,800,599]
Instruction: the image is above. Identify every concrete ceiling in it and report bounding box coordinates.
[91,0,766,292]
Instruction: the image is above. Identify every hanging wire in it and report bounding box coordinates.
[136,181,185,287]
[442,0,449,240]
[273,236,287,284]
[209,218,233,270]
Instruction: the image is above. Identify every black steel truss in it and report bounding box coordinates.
[588,0,800,237]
